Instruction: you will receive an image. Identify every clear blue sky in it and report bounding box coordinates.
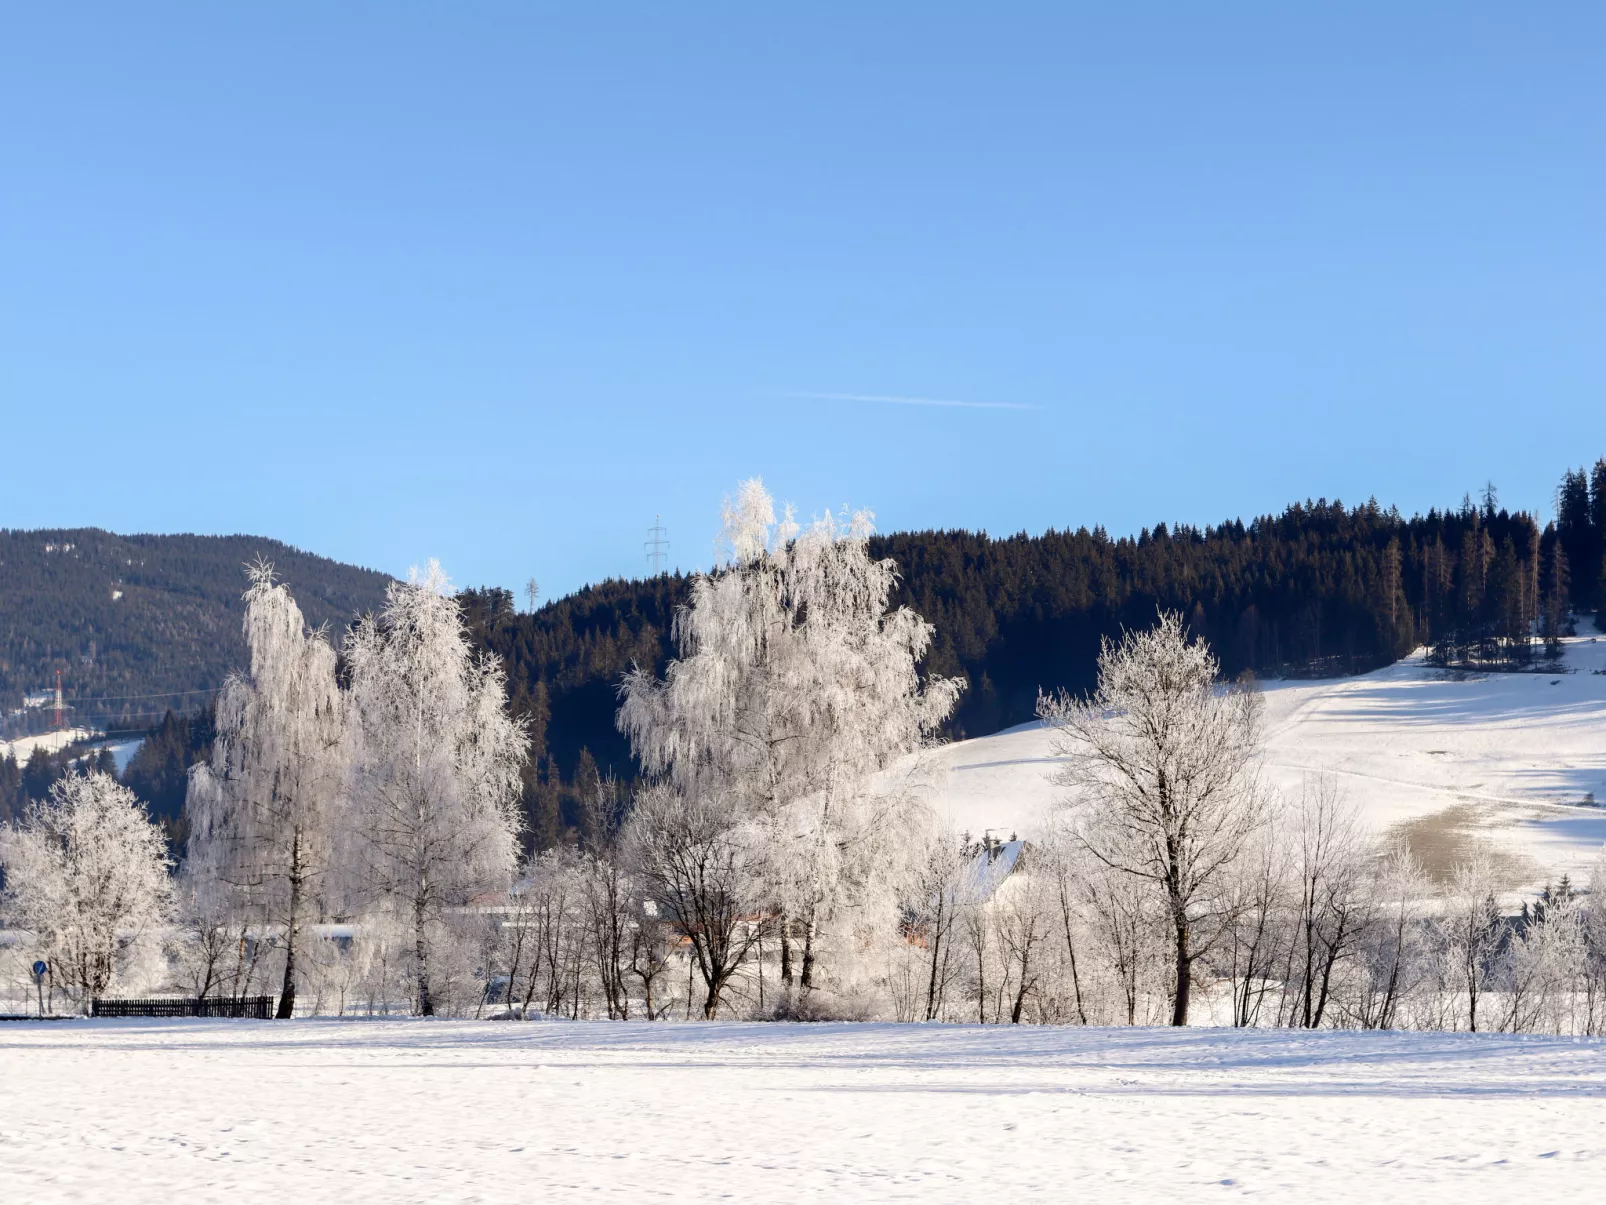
[4,5,1603,598]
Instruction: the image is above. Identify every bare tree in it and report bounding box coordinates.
[997,874,1047,1024]
[623,784,771,1019]
[1039,611,1265,1025]
[1221,827,1290,1028]
[629,906,676,1019]
[904,824,966,1021]
[1081,858,1158,1025]
[514,847,581,1019]
[1290,775,1370,1028]
[1034,826,1094,1025]
[171,875,240,1002]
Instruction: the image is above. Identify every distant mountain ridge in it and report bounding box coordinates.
[0,528,392,733]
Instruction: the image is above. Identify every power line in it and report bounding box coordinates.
[35,686,222,706]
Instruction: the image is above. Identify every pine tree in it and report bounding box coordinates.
[1558,468,1593,610]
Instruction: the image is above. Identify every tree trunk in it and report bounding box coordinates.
[415,888,434,1016]
[1010,942,1032,1024]
[1171,913,1191,1027]
[800,917,816,990]
[779,924,793,985]
[276,828,303,1020]
[924,897,945,1021]
[1058,885,1088,1025]
[701,941,723,1019]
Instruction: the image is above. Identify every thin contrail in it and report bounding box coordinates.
[790,391,1039,411]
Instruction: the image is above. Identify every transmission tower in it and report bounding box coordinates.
[645,515,670,575]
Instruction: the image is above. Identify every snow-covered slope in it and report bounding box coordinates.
[918,636,1606,891]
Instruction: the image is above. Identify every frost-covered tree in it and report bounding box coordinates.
[186,561,345,1017]
[1288,775,1370,1029]
[2,772,172,1004]
[619,479,961,998]
[344,561,527,1015]
[621,481,820,985]
[1350,842,1431,1031]
[1503,879,1585,1034]
[780,506,964,988]
[1039,611,1265,1026]
[1444,844,1502,1033]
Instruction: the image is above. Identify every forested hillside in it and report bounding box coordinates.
[464,463,1606,847]
[0,529,390,733]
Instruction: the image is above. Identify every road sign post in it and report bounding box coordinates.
[32,960,47,1017]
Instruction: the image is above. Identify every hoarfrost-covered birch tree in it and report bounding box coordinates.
[2,772,172,1005]
[781,506,964,989]
[1038,611,1265,1026]
[186,561,345,1017]
[1352,842,1430,1031]
[1445,844,1503,1032]
[345,561,527,1015]
[619,483,803,851]
[618,479,961,1000]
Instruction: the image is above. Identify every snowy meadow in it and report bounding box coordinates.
[2,1018,1603,1203]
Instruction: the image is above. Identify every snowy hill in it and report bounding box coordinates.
[918,636,1606,893]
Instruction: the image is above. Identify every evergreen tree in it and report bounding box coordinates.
[1557,468,1594,610]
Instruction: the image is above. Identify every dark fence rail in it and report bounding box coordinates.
[91,996,276,1019]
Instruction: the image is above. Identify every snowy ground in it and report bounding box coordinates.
[924,635,1606,891]
[1,1018,1603,1202]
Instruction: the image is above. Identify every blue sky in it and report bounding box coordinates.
[4,5,1603,597]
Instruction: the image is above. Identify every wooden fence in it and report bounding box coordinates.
[91,996,276,1019]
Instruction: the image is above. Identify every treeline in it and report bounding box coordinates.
[461,463,1606,848]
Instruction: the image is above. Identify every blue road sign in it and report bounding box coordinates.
[32,960,47,978]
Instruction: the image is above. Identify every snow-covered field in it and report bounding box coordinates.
[927,636,1606,891]
[1,1018,1602,1202]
